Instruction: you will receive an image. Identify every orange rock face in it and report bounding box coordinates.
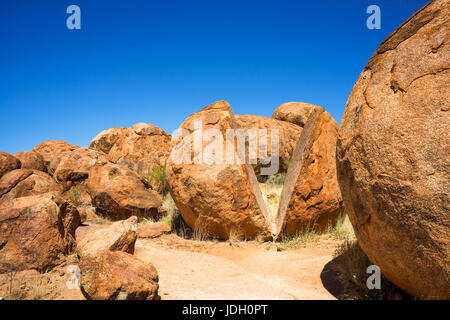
[13,151,46,172]
[77,217,138,257]
[234,115,302,173]
[336,0,450,299]
[79,250,159,300]
[87,163,163,220]
[166,101,271,239]
[77,216,159,300]
[0,169,61,205]
[52,147,111,191]
[272,102,322,127]
[90,123,172,168]
[0,151,21,178]
[137,221,172,239]
[32,140,79,168]
[134,151,169,175]
[89,127,129,154]
[0,193,80,272]
[110,123,172,164]
[277,108,343,235]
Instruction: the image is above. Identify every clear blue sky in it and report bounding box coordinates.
[0,0,430,154]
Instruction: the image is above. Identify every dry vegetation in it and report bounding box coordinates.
[142,165,169,196]
[331,239,411,300]
[276,215,354,250]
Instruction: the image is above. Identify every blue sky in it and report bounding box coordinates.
[0,0,430,154]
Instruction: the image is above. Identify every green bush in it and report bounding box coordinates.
[143,165,168,196]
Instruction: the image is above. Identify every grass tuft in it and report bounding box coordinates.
[142,165,168,196]
[63,188,83,206]
[277,225,321,249]
[25,279,48,300]
[326,215,354,240]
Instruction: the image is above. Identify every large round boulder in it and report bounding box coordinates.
[90,124,172,166]
[13,151,46,172]
[272,102,322,127]
[89,127,129,154]
[32,140,79,169]
[87,163,163,220]
[277,107,343,235]
[166,101,271,239]
[110,123,172,164]
[336,0,449,299]
[0,151,21,179]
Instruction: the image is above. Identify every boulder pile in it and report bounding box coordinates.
[166,100,343,239]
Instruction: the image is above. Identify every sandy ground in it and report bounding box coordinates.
[135,234,339,300]
[1,223,343,300]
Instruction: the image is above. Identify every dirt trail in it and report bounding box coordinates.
[134,234,338,300]
[9,224,340,300]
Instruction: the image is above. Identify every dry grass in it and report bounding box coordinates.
[333,239,372,291]
[277,225,321,249]
[63,188,83,206]
[24,279,48,300]
[88,212,113,225]
[326,215,354,240]
[159,194,202,240]
[276,214,353,250]
[158,194,178,227]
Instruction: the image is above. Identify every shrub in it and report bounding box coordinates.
[63,188,83,206]
[143,165,168,196]
[265,172,286,185]
[103,145,112,154]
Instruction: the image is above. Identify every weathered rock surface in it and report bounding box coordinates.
[77,216,159,300]
[272,102,322,127]
[77,217,138,256]
[110,123,171,164]
[166,101,271,239]
[336,0,450,299]
[134,152,169,175]
[0,151,21,179]
[89,127,129,154]
[32,140,79,169]
[52,147,111,191]
[234,115,302,173]
[137,221,172,239]
[87,163,163,220]
[13,151,46,172]
[79,250,159,300]
[0,193,80,272]
[277,108,343,235]
[0,169,61,205]
[90,124,172,169]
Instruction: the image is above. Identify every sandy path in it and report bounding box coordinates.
[134,235,337,300]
